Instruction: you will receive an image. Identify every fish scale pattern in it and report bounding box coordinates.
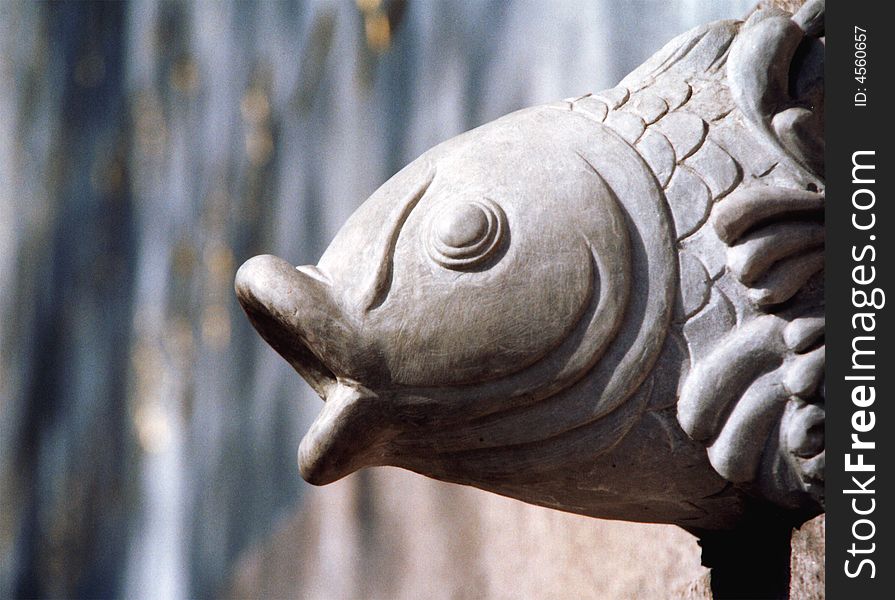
[569,81,743,244]
[564,9,826,511]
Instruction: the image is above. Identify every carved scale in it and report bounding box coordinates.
[236,1,825,544]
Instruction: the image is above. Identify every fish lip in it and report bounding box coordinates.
[297,381,390,485]
[237,255,398,485]
[235,254,341,397]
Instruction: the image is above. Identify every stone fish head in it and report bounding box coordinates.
[235,103,680,500]
[236,3,828,535]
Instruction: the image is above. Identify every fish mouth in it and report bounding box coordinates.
[234,254,341,397]
[235,254,394,484]
[296,381,390,485]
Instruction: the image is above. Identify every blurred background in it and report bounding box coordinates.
[1,1,758,598]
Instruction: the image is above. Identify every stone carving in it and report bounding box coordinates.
[236,1,824,536]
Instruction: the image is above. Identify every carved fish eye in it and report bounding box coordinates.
[427,198,507,270]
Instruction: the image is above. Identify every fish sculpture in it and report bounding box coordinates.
[236,1,824,535]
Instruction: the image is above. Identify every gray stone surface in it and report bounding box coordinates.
[790,514,826,599]
[229,468,710,600]
[236,2,824,533]
[228,473,825,599]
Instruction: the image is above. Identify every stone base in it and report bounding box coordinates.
[790,514,825,599]
[229,471,824,599]
[229,468,708,599]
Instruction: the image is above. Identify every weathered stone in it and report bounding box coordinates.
[595,85,630,110]
[572,96,609,122]
[229,469,710,600]
[235,0,825,580]
[684,140,742,199]
[652,112,707,161]
[229,475,826,599]
[627,91,669,124]
[790,514,826,599]
[664,165,712,239]
[663,80,693,111]
[677,250,711,320]
[636,129,675,187]
[604,110,646,144]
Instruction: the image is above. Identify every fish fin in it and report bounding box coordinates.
[677,184,825,509]
[678,313,825,509]
[619,20,742,93]
[727,3,825,178]
[713,185,824,308]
